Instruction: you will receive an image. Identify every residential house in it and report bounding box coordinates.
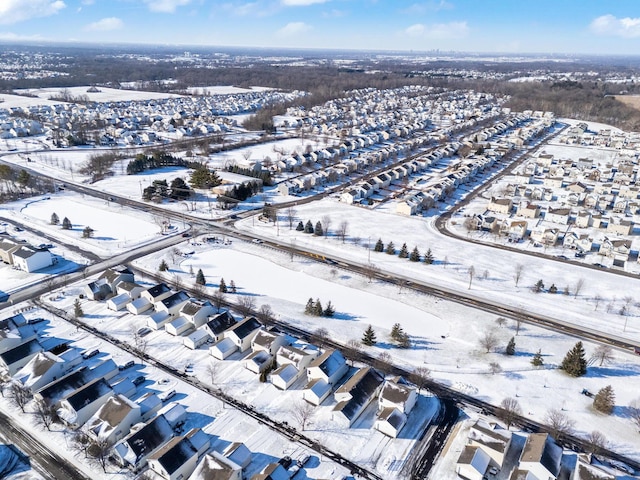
[572,454,614,480]
[0,316,36,355]
[57,377,114,429]
[270,343,320,390]
[606,218,633,236]
[13,349,82,392]
[374,377,417,438]
[147,428,210,480]
[250,463,290,480]
[222,442,252,470]
[507,221,528,241]
[127,283,172,315]
[563,233,593,253]
[220,317,262,354]
[303,349,349,405]
[85,278,112,301]
[0,238,20,265]
[332,367,384,428]
[599,237,631,260]
[575,211,592,228]
[455,446,491,480]
[529,228,559,246]
[113,414,176,470]
[107,293,133,312]
[518,433,562,480]
[179,299,216,330]
[149,291,191,331]
[188,451,243,480]
[116,281,145,299]
[10,246,52,273]
[0,338,44,376]
[516,203,540,219]
[467,419,512,468]
[136,392,163,422]
[203,311,237,343]
[183,329,211,350]
[487,197,513,215]
[99,266,135,292]
[84,393,142,444]
[245,329,289,374]
[545,207,571,225]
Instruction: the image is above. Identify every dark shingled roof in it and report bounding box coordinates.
[127,415,173,460]
[145,283,171,299]
[153,436,198,475]
[334,367,384,421]
[66,378,112,411]
[228,317,261,339]
[206,311,236,336]
[160,291,190,309]
[1,338,43,366]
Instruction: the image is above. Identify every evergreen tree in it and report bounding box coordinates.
[374,238,384,252]
[323,301,335,317]
[73,298,83,318]
[397,332,411,348]
[219,277,228,293]
[313,298,323,316]
[195,269,206,286]
[296,221,304,231]
[531,349,544,367]
[561,341,588,377]
[50,212,59,225]
[62,217,72,229]
[423,248,434,264]
[304,297,315,315]
[385,241,395,255]
[549,283,558,294]
[593,385,615,414]
[534,279,545,293]
[390,323,404,341]
[398,243,409,258]
[229,280,237,293]
[314,221,323,236]
[304,220,314,234]
[409,246,421,262]
[506,336,516,355]
[362,325,377,346]
[158,259,169,272]
[82,226,94,238]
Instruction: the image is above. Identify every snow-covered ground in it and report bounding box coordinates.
[12,86,183,103]
[185,86,275,95]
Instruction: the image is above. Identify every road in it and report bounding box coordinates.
[0,407,90,480]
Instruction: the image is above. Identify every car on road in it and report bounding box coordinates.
[181,232,191,237]
[132,375,146,386]
[159,389,176,402]
[489,467,499,475]
[252,238,264,244]
[184,363,195,376]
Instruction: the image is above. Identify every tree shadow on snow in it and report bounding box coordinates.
[330,311,360,321]
[94,236,116,241]
[586,365,640,378]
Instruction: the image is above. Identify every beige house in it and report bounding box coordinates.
[487,197,513,215]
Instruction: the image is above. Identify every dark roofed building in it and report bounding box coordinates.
[332,367,384,427]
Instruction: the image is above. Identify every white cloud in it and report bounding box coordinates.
[590,14,640,38]
[281,0,328,6]
[84,17,124,32]
[404,20,468,39]
[0,32,44,41]
[143,0,191,13]
[0,0,65,25]
[401,1,453,15]
[276,21,312,36]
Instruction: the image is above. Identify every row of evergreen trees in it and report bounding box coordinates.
[362,323,410,348]
[142,178,192,201]
[222,181,262,202]
[50,212,72,229]
[226,165,274,186]
[373,238,434,264]
[304,298,335,317]
[296,220,323,236]
[126,152,188,174]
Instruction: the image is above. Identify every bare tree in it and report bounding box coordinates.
[211,290,226,312]
[410,366,431,393]
[285,207,297,230]
[593,294,602,311]
[321,215,332,237]
[479,330,499,353]
[172,274,183,291]
[72,430,91,458]
[545,408,575,440]
[497,397,522,429]
[589,345,614,367]
[291,400,315,431]
[310,327,330,348]
[374,352,393,374]
[236,295,256,318]
[206,361,221,386]
[87,437,113,473]
[33,398,56,431]
[344,339,362,365]
[363,263,380,284]
[513,264,524,287]
[574,278,585,299]
[10,382,32,412]
[495,317,507,328]
[257,304,275,326]
[468,265,476,289]
[584,430,607,455]
[489,362,502,375]
[629,398,640,430]
[337,220,349,243]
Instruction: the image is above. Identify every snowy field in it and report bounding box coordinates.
[0,93,62,109]
[12,86,183,103]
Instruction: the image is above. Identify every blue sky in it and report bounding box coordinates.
[2,0,640,55]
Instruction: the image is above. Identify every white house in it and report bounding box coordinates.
[374,377,417,438]
[147,428,210,480]
[57,377,114,429]
[332,367,384,427]
[11,246,53,273]
[13,350,82,392]
[456,446,491,480]
[224,317,262,353]
[518,433,562,480]
[244,329,289,374]
[203,311,236,343]
[0,339,44,376]
[183,329,211,350]
[188,451,243,480]
[467,419,512,468]
[179,299,215,329]
[84,394,142,445]
[303,349,348,405]
[270,343,320,390]
[572,454,614,480]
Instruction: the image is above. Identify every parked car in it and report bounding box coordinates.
[137,327,152,337]
[82,349,99,360]
[119,360,135,371]
[489,467,499,475]
[278,456,293,469]
[297,455,310,468]
[159,389,176,402]
[132,375,146,386]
